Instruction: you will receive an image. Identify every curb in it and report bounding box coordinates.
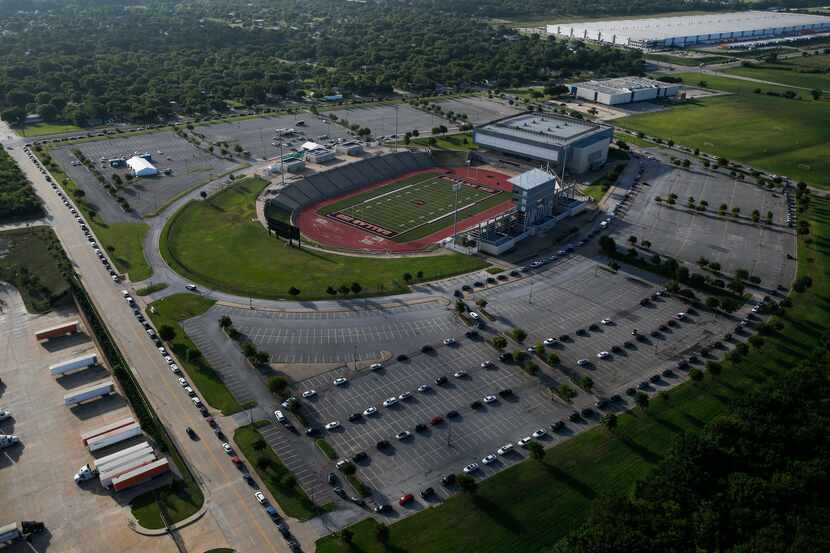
[215,295,450,313]
[127,495,210,536]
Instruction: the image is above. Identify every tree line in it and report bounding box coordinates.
[0,149,42,220]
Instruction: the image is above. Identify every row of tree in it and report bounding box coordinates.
[0,149,42,221]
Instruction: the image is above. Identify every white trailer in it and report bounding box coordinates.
[64,379,114,406]
[93,441,151,470]
[50,353,98,377]
[95,444,154,474]
[99,454,157,488]
[80,416,135,445]
[86,422,142,452]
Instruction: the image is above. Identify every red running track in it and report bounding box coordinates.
[296,166,514,253]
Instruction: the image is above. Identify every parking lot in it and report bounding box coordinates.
[195,115,351,161]
[50,131,240,219]
[610,157,797,289]
[323,104,450,138]
[0,285,171,553]
[434,96,521,125]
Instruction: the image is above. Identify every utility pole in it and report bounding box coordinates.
[452,180,461,247]
[394,105,399,152]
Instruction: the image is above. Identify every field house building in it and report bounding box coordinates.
[548,10,830,49]
[473,113,612,174]
[126,156,158,177]
[568,77,680,105]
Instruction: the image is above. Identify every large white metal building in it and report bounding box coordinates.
[126,156,158,177]
[547,10,830,49]
[473,113,612,174]
[568,77,681,105]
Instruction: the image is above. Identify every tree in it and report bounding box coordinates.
[628,235,637,245]
[689,367,704,382]
[706,361,722,376]
[403,272,413,283]
[602,413,618,433]
[527,441,545,462]
[579,375,594,392]
[457,474,477,494]
[252,439,266,451]
[219,315,232,329]
[350,282,362,294]
[548,352,560,366]
[599,236,616,254]
[635,391,649,409]
[159,324,176,342]
[511,328,527,342]
[268,376,288,395]
[326,286,337,296]
[288,286,301,297]
[375,524,390,546]
[491,336,507,350]
[705,296,720,310]
[200,190,207,200]
[338,284,350,295]
[811,89,822,101]
[340,529,354,545]
[255,351,270,365]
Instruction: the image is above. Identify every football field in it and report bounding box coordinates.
[319,171,507,242]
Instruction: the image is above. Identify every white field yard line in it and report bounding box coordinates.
[392,192,503,239]
[350,174,437,206]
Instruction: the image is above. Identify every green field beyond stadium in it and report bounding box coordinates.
[318,172,506,242]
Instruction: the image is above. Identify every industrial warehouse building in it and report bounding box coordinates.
[568,77,681,105]
[473,113,612,174]
[126,156,158,177]
[548,10,830,49]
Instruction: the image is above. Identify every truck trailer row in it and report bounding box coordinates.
[63,379,114,406]
[50,353,98,377]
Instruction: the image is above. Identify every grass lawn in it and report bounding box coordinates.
[160,177,487,300]
[234,423,319,520]
[131,481,204,530]
[33,150,152,280]
[317,194,830,553]
[580,183,608,202]
[617,73,830,188]
[19,122,83,137]
[0,227,70,313]
[723,64,830,91]
[646,53,733,66]
[148,293,243,415]
[412,132,478,151]
[135,282,169,296]
[785,53,830,69]
[315,439,338,460]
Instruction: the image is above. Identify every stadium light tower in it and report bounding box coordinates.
[394,104,399,152]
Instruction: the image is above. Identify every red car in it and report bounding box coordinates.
[430,416,444,426]
[230,456,244,468]
[399,493,414,506]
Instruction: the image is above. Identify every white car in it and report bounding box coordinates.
[302,389,317,398]
[483,395,497,404]
[577,358,590,367]
[170,364,181,374]
[675,312,687,320]
[191,397,202,407]
[442,337,456,346]
[480,360,494,369]
[597,351,610,359]
[398,391,412,401]
[222,443,233,454]
[274,410,287,423]
[531,429,547,439]
[333,377,348,386]
[178,378,188,387]
[482,454,497,465]
[453,371,467,378]
[497,443,514,455]
[396,430,411,440]
[363,406,378,416]
[463,463,479,474]
[518,437,533,447]
[164,355,173,364]
[468,312,480,320]
[325,421,341,431]
[600,318,612,325]
[185,284,198,291]
[335,459,351,470]
[255,491,267,504]
[184,386,194,396]
[751,305,761,313]
[382,397,398,408]
[370,363,384,371]
[417,384,431,393]
[0,410,11,422]
[121,290,130,297]
[543,338,557,346]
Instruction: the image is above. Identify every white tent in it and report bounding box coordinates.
[127,156,158,177]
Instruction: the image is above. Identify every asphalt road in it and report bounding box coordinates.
[1,122,301,553]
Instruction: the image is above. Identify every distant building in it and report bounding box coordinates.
[473,113,612,174]
[126,156,158,177]
[568,77,680,105]
[305,148,336,164]
[335,142,364,156]
[509,169,558,227]
[268,159,305,174]
[548,10,830,49]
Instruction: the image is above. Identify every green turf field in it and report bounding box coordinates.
[723,64,830,91]
[646,53,733,66]
[161,176,487,299]
[319,172,506,242]
[617,73,830,188]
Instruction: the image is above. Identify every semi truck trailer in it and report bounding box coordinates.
[97,448,155,479]
[63,379,114,406]
[35,321,80,341]
[0,521,45,545]
[50,353,98,377]
[86,422,142,452]
[112,458,170,491]
[93,441,151,470]
[80,416,135,445]
[99,454,157,488]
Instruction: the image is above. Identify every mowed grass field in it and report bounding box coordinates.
[616,73,830,188]
[723,64,830,92]
[161,176,487,299]
[320,172,506,242]
[318,194,830,553]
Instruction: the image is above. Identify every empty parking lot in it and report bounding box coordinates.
[434,96,521,125]
[323,104,449,138]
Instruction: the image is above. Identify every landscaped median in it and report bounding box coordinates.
[234,421,323,520]
[317,194,828,553]
[148,293,243,415]
[159,176,487,300]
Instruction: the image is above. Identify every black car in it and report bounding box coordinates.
[611,345,623,353]
[588,323,599,331]
[462,284,472,291]
[486,277,496,284]
[640,298,650,306]
[421,487,435,498]
[453,290,463,298]
[551,420,565,432]
[352,451,368,463]
[497,274,508,281]
[470,400,483,409]
[376,440,391,450]
[498,352,512,362]
[595,398,609,410]
[277,524,291,539]
[446,410,459,418]
[348,413,362,422]
[243,474,256,487]
[649,374,661,383]
[498,388,513,398]
[465,330,480,339]
[580,407,594,418]
[559,334,570,341]
[435,375,448,385]
[186,427,196,439]
[421,344,434,353]
[569,412,582,422]
[305,427,320,437]
[473,281,484,287]
[610,394,622,403]
[415,423,428,433]
[397,354,409,362]
[509,270,520,277]
[441,474,456,486]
